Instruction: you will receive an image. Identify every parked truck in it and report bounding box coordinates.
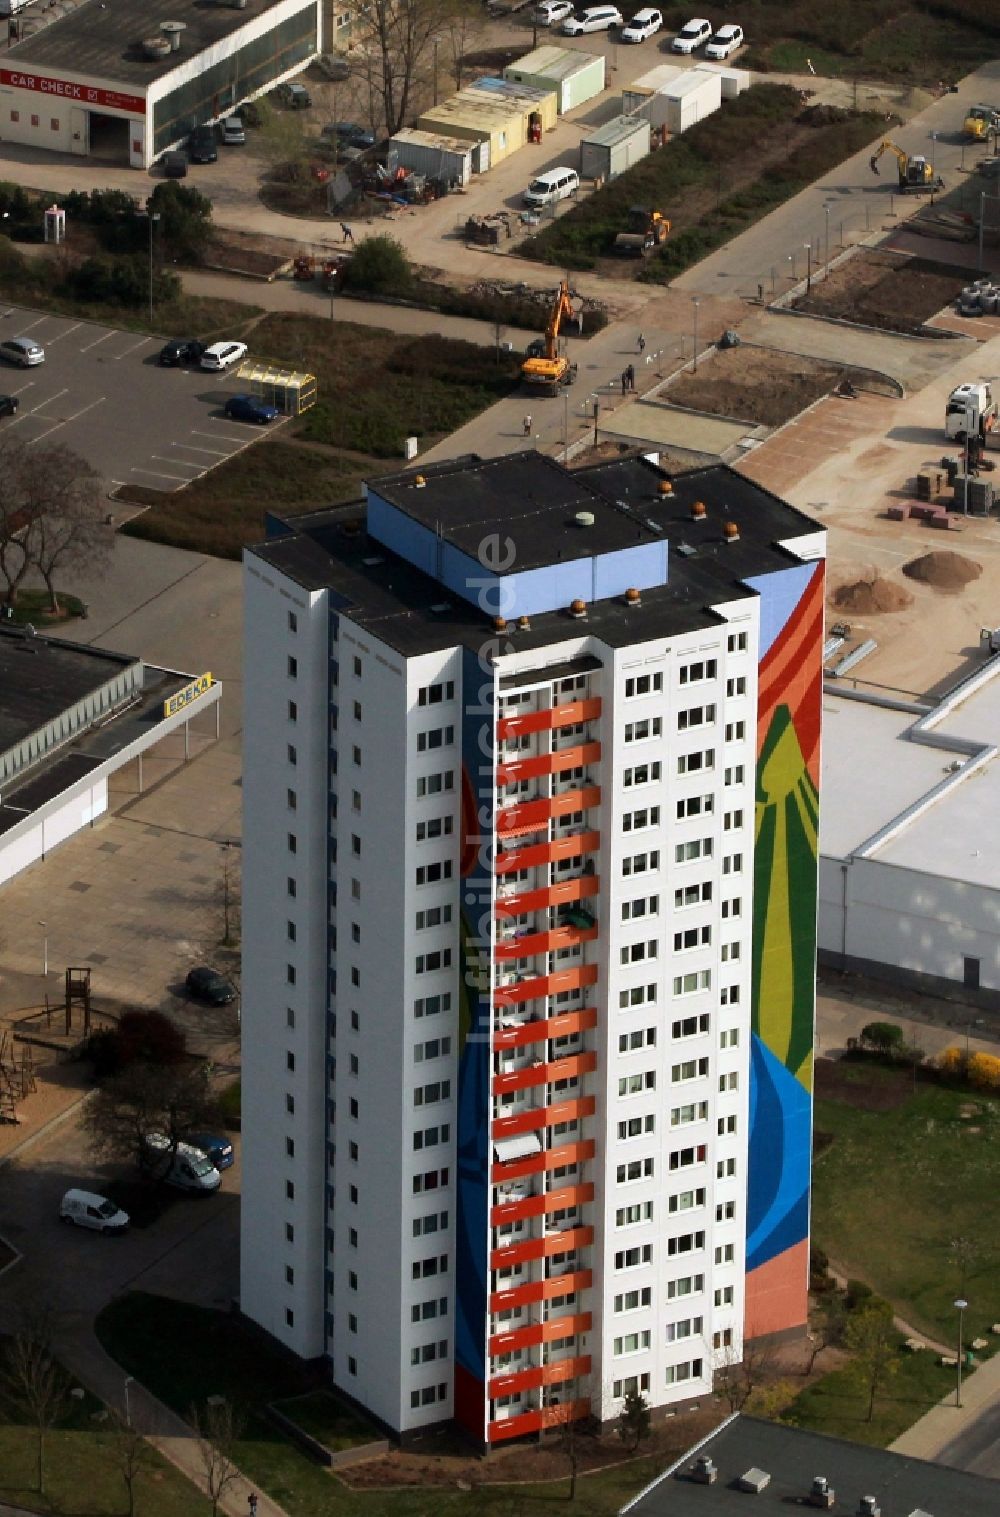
[945,382,998,442]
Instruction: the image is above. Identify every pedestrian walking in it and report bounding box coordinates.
[248,1494,259,1517]
[637,331,646,355]
[621,370,628,396]
[757,282,764,303]
[627,363,635,392]
[575,310,584,335]
[523,414,532,437]
[341,222,354,243]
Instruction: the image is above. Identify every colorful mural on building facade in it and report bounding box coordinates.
[745,560,824,1337]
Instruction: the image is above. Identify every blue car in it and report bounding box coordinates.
[186,1132,235,1170]
[224,394,279,424]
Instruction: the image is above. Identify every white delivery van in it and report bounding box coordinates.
[60,1189,130,1233]
[142,1134,221,1192]
[523,166,580,208]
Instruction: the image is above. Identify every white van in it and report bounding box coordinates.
[60,1189,130,1233]
[142,1134,221,1192]
[523,166,580,209]
[562,4,622,33]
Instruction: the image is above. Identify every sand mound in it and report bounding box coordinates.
[902,550,982,591]
[832,574,914,615]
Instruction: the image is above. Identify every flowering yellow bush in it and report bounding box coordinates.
[967,1052,1000,1091]
[936,1046,965,1078]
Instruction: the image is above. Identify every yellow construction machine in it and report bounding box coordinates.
[521,279,579,396]
[869,138,943,193]
[614,206,671,257]
[964,103,1000,141]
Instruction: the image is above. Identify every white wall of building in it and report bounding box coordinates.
[241,559,330,1360]
[0,776,107,885]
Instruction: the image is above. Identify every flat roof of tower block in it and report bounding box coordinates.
[623,1413,998,1517]
[250,453,822,659]
[6,0,303,88]
[0,628,137,756]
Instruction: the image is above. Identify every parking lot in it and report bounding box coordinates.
[0,304,283,492]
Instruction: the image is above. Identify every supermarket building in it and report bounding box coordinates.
[0,0,319,169]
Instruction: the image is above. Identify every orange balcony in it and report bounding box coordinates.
[497,786,601,841]
[490,1268,592,1314]
[489,1397,590,1444]
[496,698,602,742]
[490,1224,593,1270]
[493,1095,595,1140]
[493,1008,597,1053]
[491,1138,595,1184]
[489,1354,591,1399]
[496,742,601,787]
[493,963,598,1009]
[495,923,597,962]
[489,1312,592,1357]
[493,1051,597,1097]
[491,1180,594,1227]
[496,874,599,920]
[495,830,599,875]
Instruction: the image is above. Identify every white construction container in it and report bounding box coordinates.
[580,114,651,182]
[661,69,722,134]
[692,61,751,98]
[621,63,685,128]
[388,128,476,186]
[504,45,606,114]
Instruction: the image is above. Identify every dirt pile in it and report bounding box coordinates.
[902,550,982,590]
[832,574,914,614]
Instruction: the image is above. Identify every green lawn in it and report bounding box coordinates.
[783,1343,955,1447]
[272,1391,378,1453]
[96,1293,695,1517]
[5,589,86,626]
[811,1069,1000,1344]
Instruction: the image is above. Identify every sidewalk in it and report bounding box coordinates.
[891,1347,1000,1462]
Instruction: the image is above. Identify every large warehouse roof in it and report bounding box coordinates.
[7,0,295,86]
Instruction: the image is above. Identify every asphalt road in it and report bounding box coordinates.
[0,304,282,491]
[937,1403,1000,1480]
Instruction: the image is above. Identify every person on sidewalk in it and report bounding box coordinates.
[523,414,532,437]
[248,1494,258,1517]
[621,370,628,396]
[637,332,646,355]
[627,363,635,392]
[340,223,354,243]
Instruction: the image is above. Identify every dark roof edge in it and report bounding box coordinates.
[620,1413,741,1515]
[0,624,137,669]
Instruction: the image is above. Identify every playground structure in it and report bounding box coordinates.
[0,1030,35,1124]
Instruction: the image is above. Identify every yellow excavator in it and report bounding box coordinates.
[869,138,943,193]
[964,103,1000,141]
[521,279,579,397]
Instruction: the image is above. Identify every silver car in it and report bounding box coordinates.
[0,336,44,366]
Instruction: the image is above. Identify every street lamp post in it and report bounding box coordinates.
[805,243,812,293]
[140,207,161,327]
[124,1375,134,1427]
[692,297,701,372]
[954,1298,968,1407]
[38,920,47,979]
[823,204,831,272]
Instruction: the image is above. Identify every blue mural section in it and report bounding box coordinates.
[453,645,494,1439]
[745,1038,811,1273]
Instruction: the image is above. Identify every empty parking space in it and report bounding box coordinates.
[0,306,280,491]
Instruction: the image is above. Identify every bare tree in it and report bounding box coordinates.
[805,1293,847,1375]
[443,3,486,90]
[84,1060,220,1175]
[0,436,42,608]
[22,444,110,612]
[0,1305,69,1495]
[844,1305,898,1422]
[617,1386,651,1452]
[713,1338,776,1413]
[191,1398,245,1517]
[347,0,449,137]
[107,1409,154,1517]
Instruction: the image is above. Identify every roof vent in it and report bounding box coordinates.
[141,34,172,58]
[517,615,531,630]
[736,1468,771,1495]
[724,520,740,542]
[575,510,595,528]
[691,499,706,520]
[858,1500,880,1517]
[625,587,641,606]
[690,1456,717,1485]
[569,599,587,619]
[809,1476,835,1509]
[414,474,426,488]
[160,20,186,50]
[494,616,508,632]
[658,479,673,495]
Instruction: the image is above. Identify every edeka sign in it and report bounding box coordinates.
[164,673,213,719]
[0,69,146,116]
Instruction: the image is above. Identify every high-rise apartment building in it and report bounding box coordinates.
[240,451,825,1446]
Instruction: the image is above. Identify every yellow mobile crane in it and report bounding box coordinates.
[869,138,943,193]
[521,279,579,397]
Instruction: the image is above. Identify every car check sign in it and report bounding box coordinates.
[164,672,213,719]
[0,69,146,115]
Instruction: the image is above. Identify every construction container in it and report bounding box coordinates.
[580,114,651,182]
[692,61,751,98]
[467,75,559,133]
[504,44,606,114]
[417,89,540,166]
[621,63,685,128]
[660,69,723,134]
[388,128,476,186]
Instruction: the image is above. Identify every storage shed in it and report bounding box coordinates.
[417,88,538,167]
[388,128,476,186]
[580,114,651,182]
[503,44,605,114]
[467,75,559,133]
[621,63,685,129]
[660,68,722,134]
[693,61,751,98]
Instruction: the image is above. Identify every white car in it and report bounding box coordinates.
[200,340,248,372]
[705,22,744,58]
[671,16,712,52]
[535,0,574,23]
[562,4,622,33]
[60,1189,129,1233]
[621,6,662,41]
